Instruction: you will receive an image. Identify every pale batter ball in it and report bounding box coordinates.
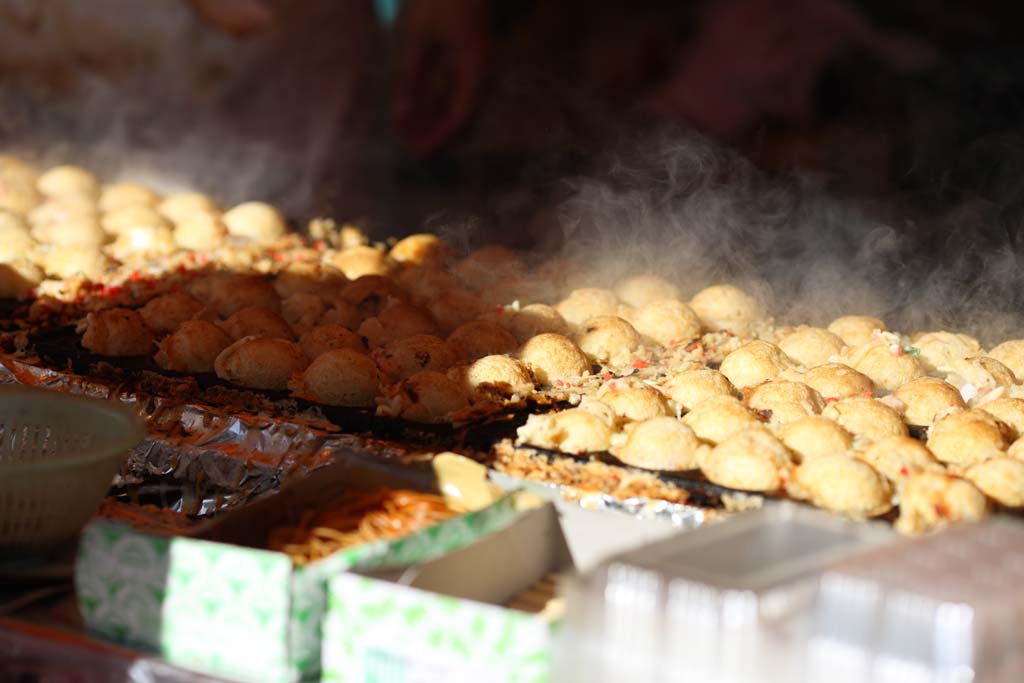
[190,275,279,317]
[614,274,681,309]
[222,201,287,244]
[220,306,295,341]
[895,473,988,536]
[29,196,98,229]
[341,274,404,318]
[358,301,438,348]
[100,205,168,236]
[1010,435,1024,461]
[777,326,845,368]
[555,288,620,327]
[328,245,395,280]
[841,341,925,392]
[516,408,612,454]
[447,320,518,362]
[630,299,702,348]
[34,216,107,249]
[573,316,643,371]
[505,304,569,343]
[787,453,893,517]
[911,331,983,372]
[827,315,886,347]
[99,182,159,212]
[390,370,468,423]
[172,211,227,251]
[979,398,1024,439]
[0,220,34,262]
[681,395,762,444]
[292,348,380,407]
[214,336,307,390]
[803,363,875,400]
[108,225,176,260]
[689,284,762,336]
[595,379,671,422]
[280,292,327,331]
[612,417,703,471]
[79,308,154,357]
[154,320,233,373]
[821,397,908,442]
[744,380,824,424]
[0,259,43,299]
[926,409,1011,466]
[661,368,736,411]
[457,354,535,398]
[517,333,591,385]
[893,377,967,427]
[702,427,793,492]
[299,324,366,361]
[719,340,796,389]
[778,416,853,462]
[944,356,1018,402]
[389,233,452,265]
[37,164,99,200]
[139,292,205,334]
[157,192,218,224]
[856,436,944,484]
[962,458,1024,508]
[40,246,109,280]
[988,340,1024,382]
[0,158,40,214]
[427,288,485,335]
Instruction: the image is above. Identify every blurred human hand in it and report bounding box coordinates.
[392,0,489,156]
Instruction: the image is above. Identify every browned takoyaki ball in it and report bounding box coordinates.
[744,380,824,424]
[447,320,518,362]
[595,379,671,422]
[157,192,217,224]
[329,245,395,280]
[614,274,681,309]
[358,301,438,348]
[612,417,704,471]
[516,408,612,454]
[389,233,453,265]
[820,397,907,442]
[776,326,845,368]
[963,457,1024,508]
[689,284,762,336]
[630,299,702,348]
[895,473,988,535]
[912,331,983,373]
[787,453,893,517]
[222,201,287,244]
[154,320,234,373]
[803,363,874,400]
[827,315,886,347]
[39,246,111,280]
[574,316,643,371]
[555,288,620,328]
[37,164,99,201]
[214,337,307,390]
[455,354,535,399]
[340,274,404,318]
[427,288,486,335]
[219,307,295,341]
[291,348,380,407]
[503,304,569,343]
[299,324,366,361]
[778,416,853,462]
[989,340,1024,382]
[841,341,925,392]
[719,340,796,389]
[517,333,591,385]
[389,370,468,423]
[926,409,1011,466]
[139,292,205,335]
[893,377,966,427]
[453,245,526,291]
[979,398,1024,439]
[79,308,154,357]
[189,274,280,317]
[280,292,327,331]
[701,427,793,492]
[661,368,736,412]
[173,212,227,251]
[99,181,159,212]
[944,356,1018,400]
[856,436,944,485]
[681,395,762,444]
[375,334,457,382]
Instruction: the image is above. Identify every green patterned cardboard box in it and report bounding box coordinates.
[322,503,573,683]
[75,458,522,683]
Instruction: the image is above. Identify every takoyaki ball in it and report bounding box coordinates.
[614,274,681,309]
[895,473,988,536]
[453,245,525,291]
[319,298,362,329]
[37,164,99,200]
[719,340,796,390]
[390,370,468,423]
[341,274,404,318]
[329,245,395,280]
[1009,435,1024,461]
[661,368,736,412]
[790,453,893,517]
[172,211,227,251]
[612,417,704,471]
[988,340,1024,382]
[777,326,845,368]
[100,205,168,235]
[980,398,1024,439]
[505,304,569,343]
[139,292,204,334]
[821,397,908,442]
[856,436,944,484]
[0,259,42,299]
[555,288,620,328]
[688,284,762,336]
[574,316,642,371]
[0,221,34,262]
[827,315,886,347]
[375,334,455,381]
[190,275,279,317]
[911,331,982,372]
[803,363,874,400]
[841,341,924,393]
[427,288,485,335]
[157,192,218,224]
[779,416,853,462]
[389,233,452,266]
[516,409,612,454]
[358,301,438,348]
[280,292,327,331]
[0,159,40,214]
[40,246,110,280]
[214,336,307,390]
[220,306,295,341]
[108,225,177,260]
[681,395,762,444]
[926,409,1011,466]
[944,356,1018,401]
[595,379,671,422]
[630,299,702,348]
[744,380,824,424]
[893,377,966,427]
[99,181,159,212]
[517,333,591,385]
[299,324,365,361]
[575,396,620,428]
[447,320,518,362]
[28,196,97,229]
[291,348,379,407]
[79,308,155,357]
[222,201,286,244]
[273,263,342,297]
[702,427,793,492]
[154,320,233,372]
[962,458,1024,508]
[34,216,106,249]
[457,354,535,398]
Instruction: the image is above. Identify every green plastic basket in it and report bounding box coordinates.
[0,385,145,554]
